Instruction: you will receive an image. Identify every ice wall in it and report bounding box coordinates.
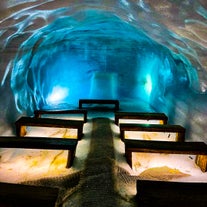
[0,0,207,142]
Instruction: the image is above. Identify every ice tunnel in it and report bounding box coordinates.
[0,1,207,206]
[0,0,207,143]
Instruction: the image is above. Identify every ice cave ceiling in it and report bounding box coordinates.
[1,0,207,141]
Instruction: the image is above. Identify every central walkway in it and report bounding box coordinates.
[56,115,138,207]
[80,117,117,206]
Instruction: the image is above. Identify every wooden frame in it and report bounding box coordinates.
[136,179,207,207]
[15,116,84,140]
[79,99,119,110]
[34,109,88,123]
[125,139,207,172]
[0,136,78,168]
[0,182,59,207]
[119,123,185,142]
[114,112,168,125]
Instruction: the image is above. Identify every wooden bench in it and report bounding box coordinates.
[119,123,185,142]
[114,112,168,125]
[34,109,88,123]
[136,179,207,207]
[79,99,119,110]
[0,182,59,207]
[15,116,84,140]
[0,136,78,168]
[125,139,207,172]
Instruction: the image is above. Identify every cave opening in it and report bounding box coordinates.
[9,9,190,114]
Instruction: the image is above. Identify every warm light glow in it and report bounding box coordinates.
[131,152,197,178]
[118,119,163,124]
[124,131,177,141]
[0,148,70,183]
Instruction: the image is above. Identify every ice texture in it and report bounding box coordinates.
[0,0,207,142]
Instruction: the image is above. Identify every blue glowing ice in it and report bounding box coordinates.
[5,9,191,112]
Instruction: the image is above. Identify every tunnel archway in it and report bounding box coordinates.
[10,9,190,113]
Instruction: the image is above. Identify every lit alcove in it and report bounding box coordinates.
[89,71,118,99]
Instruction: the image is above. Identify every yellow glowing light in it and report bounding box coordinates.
[131,152,197,177]
[124,131,177,141]
[159,120,164,124]
[119,119,163,124]
[138,166,190,181]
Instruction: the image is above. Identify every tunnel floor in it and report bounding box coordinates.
[0,103,207,206]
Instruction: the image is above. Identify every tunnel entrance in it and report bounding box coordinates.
[0,8,189,114]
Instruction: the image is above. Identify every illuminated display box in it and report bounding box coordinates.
[34,109,88,123]
[0,136,78,168]
[114,112,168,125]
[119,123,185,142]
[125,139,207,172]
[15,116,84,140]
